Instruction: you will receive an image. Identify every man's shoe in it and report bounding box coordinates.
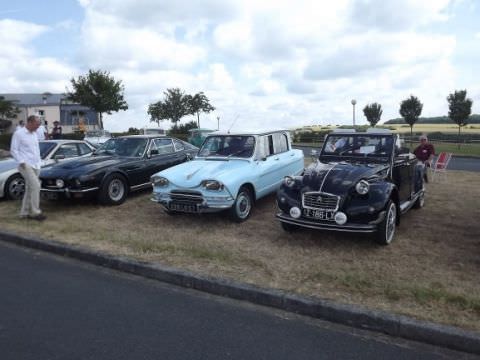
[28,214,47,221]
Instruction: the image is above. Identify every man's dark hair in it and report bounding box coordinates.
[27,115,38,123]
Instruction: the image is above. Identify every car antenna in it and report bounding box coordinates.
[227,115,240,134]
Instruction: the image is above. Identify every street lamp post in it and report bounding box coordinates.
[351,99,357,127]
[217,116,220,130]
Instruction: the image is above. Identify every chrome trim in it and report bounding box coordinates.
[41,187,99,193]
[302,191,340,211]
[318,163,336,192]
[276,213,376,233]
[131,182,150,190]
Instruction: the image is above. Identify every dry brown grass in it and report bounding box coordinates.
[1,170,479,331]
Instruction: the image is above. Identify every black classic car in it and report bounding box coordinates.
[276,129,424,245]
[40,135,198,205]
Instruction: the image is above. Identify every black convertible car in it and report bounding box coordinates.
[40,135,198,205]
[276,129,424,245]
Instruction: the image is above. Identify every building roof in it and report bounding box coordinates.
[0,93,66,106]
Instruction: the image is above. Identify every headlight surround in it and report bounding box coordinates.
[201,180,224,191]
[355,179,370,195]
[283,176,296,188]
[151,176,169,187]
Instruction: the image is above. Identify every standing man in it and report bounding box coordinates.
[10,115,46,221]
[413,134,435,183]
[36,120,48,140]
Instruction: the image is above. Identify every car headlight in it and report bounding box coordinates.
[55,179,64,188]
[151,176,169,187]
[355,179,370,195]
[201,180,224,191]
[283,176,296,188]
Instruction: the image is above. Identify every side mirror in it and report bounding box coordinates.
[149,149,159,157]
[54,154,65,161]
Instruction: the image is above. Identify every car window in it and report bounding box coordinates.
[78,143,93,155]
[173,139,185,151]
[198,136,255,158]
[322,135,393,160]
[39,142,57,159]
[97,138,148,157]
[54,144,80,158]
[273,133,289,153]
[153,138,174,154]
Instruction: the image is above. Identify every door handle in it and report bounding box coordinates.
[274,157,280,160]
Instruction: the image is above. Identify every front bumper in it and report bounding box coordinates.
[151,190,235,213]
[276,211,386,233]
[41,186,99,198]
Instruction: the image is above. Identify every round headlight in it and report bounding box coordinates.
[355,180,370,195]
[289,207,301,219]
[283,176,295,188]
[334,212,347,225]
[55,179,64,188]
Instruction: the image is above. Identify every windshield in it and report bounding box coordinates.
[198,135,255,158]
[96,137,148,157]
[322,134,394,160]
[39,142,56,159]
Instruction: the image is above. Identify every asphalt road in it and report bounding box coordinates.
[294,146,480,172]
[0,241,475,360]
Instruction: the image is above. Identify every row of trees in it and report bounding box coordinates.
[363,90,473,144]
[147,88,215,129]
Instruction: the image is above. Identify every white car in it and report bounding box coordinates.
[0,140,95,200]
[83,129,112,146]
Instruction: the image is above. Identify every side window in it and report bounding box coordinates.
[54,144,79,158]
[78,143,93,155]
[273,133,288,154]
[257,135,273,158]
[153,138,174,154]
[173,140,185,151]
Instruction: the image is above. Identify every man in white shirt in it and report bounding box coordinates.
[10,115,46,221]
[36,121,47,140]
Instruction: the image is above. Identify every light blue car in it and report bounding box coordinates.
[150,130,304,222]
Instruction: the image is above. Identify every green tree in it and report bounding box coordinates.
[399,95,423,142]
[187,92,215,128]
[66,69,128,129]
[447,89,473,149]
[0,96,20,131]
[362,103,382,127]
[148,88,191,130]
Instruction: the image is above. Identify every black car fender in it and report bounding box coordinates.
[370,181,400,224]
[100,169,130,188]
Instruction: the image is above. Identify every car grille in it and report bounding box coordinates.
[170,190,204,204]
[302,192,340,211]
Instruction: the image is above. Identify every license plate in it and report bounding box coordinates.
[41,192,58,200]
[169,202,197,213]
[303,208,334,220]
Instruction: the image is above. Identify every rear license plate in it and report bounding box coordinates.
[303,208,334,220]
[169,202,197,213]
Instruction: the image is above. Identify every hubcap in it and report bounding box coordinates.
[385,203,396,243]
[108,179,125,201]
[236,192,251,219]
[9,177,25,199]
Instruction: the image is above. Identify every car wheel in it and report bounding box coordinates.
[98,174,128,205]
[229,186,252,222]
[375,200,397,245]
[281,221,300,232]
[5,174,25,200]
[413,190,425,209]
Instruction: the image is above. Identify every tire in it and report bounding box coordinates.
[375,200,397,245]
[413,190,425,209]
[228,186,253,222]
[5,174,25,200]
[98,174,128,205]
[281,221,300,232]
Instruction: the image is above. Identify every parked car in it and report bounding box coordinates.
[0,140,95,200]
[84,129,112,146]
[40,135,198,205]
[151,130,304,222]
[276,129,425,245]
[187,128,214,147]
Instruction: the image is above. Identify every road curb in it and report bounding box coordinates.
[1,229,479,355]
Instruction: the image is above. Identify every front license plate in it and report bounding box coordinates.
[169,202,197,213]
[41,192,58,200]
[303,208,334,220]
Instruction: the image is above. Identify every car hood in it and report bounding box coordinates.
[301,160,388,194]
[158,158,250,188]
[40,155,129,178]
[0,158,18,173]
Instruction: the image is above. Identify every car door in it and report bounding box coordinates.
[142,138,180,183]
[255,134,286,197]
[392,152,412,203]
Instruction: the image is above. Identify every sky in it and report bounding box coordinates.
[1,0,479,132]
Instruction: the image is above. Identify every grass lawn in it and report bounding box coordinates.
[0,169,479,331]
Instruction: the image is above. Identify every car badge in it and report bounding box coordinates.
[317,196,323,202]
